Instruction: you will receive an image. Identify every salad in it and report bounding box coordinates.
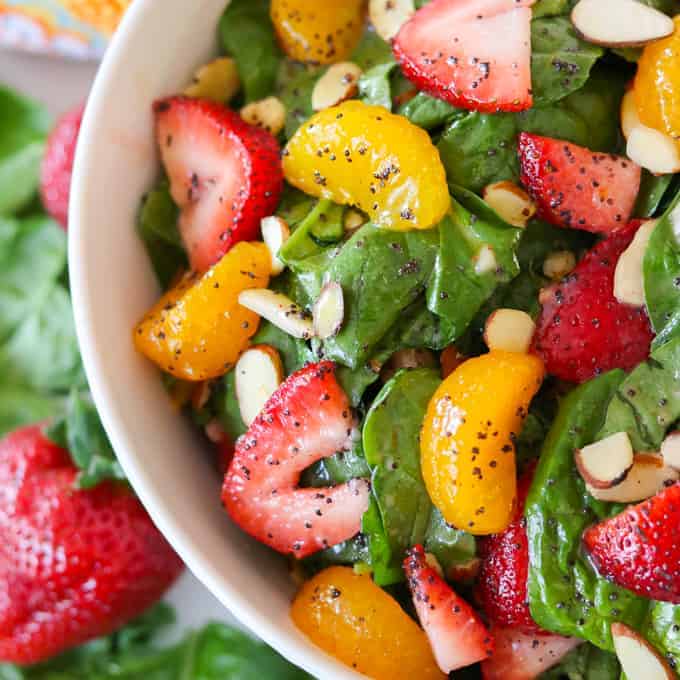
[133,0,680,678]
[0,83,310,678]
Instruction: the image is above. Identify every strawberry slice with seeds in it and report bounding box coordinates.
[476,463,544,634]
[154,97,283,273]
[481,627,582,680]
[532,221,654,383]
[404,545,494,673]
[222,362,370,558]
[583,482,680,604]
[518,133,641,233]
[393,0,535,113]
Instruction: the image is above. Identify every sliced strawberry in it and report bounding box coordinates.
[518,133,641,233]
[222,362,370,558]
[532,221,654,383]
[404,545,494,673]
[476,463,544,634]
[481,626,582,680]
[154,97,283,273]
[393,0,534,113]
[583,482,680,604]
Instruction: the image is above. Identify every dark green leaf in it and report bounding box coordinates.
[532,0,574,18]
[531,17,604,106]
[278,66,321,140]
[635,172,675,219]
[539,643,621,679]
[362,368,442,584]
[643,195,680,349]
[397,92,462,131]
[526,370,649,650]
[0,383,63,437]
[219,0,282,103]
[426,187,522,340]
[644,601,680,672]
[0,87,51,216]
[46,391,126,489]
[137,182,186,288]
[423,508,476,577]
[351,30,394,71]
[358,61,397,110]
[302,534,370,574]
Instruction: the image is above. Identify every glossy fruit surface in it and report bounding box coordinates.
[134,241,270,381]
[282,100,450,231]
[421,351,544,535]
[291,566,444,679]
[270,0,365,64]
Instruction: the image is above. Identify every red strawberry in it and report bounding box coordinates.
[481,627,582,680]
[0,425,183,664]
[583,482,680,604]
[40,102,85,230]
[393,0,534,113]
[518,133,641,233]
[404,545,494,673]
[476,463,544,634]
[154,96,283,273]
[222,362,370,558]
[532,221,654,383]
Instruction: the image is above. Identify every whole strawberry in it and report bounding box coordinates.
[0,425,183,664]
[583,482,680,604]
[40,102,85,230]
[475,463,543,634]
[532,221,654,383]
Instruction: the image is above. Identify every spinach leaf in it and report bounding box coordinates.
[351,30,394,71]
[219,0,281,103]
[302,534,370,574]
[212,370,247,442]
[526,370,649,650]
[1,609,310,679]
[423,508,476,576]
[531,17,604,107]
[362,368,442,584]
[0,87,51,216]
[0,383,63,437]
[643,195,680,349]
[427,187,522,339]
[137,181,186,288]
[635,172,675,219]
[0,214,83,392]
[644,601,680,672]
[358,61,398,110]
[46,391,126,489]
[437,67,624,192]
[539,644,621,679]
[278,65,321,139]
[301,438,370,488]
[598,335,680,451]
[532,0,574,17]
[398,92,462,131]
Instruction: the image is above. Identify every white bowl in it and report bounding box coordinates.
[68,2,361,678]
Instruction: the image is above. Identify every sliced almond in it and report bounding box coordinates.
[313,282,345,339]
[312,62,363,112]
[205,418,227,444]
[614,219,657,307]
[474,245,498,275]
[191,380,213,411]
[543,250,576,281]
[238,289,314,339]
[381,348,437,382]
[621,90,641,141]
[661,431,680,470]
[587,452,679,503]
[484,309,536,354]
[575,432,634,490]
[261,216,290,276]
[235,345,284,426]
[612,623,675,680]
[627,124,680,175]
[482,181,536,228]
[344,209,366,233]
[184,57,240,104]
[240,96,286,136]
[369,0,415,41]
[571,0,674,47]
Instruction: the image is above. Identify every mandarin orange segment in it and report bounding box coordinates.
[134,242,270,381]
[291,567,444,679]
[270,0,366,64]
[634,16,680,140]
[420,351,544,535]
[282,100,450,231]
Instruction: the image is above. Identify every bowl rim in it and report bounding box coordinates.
[68,2,361,678]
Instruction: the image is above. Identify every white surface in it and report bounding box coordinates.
[0,47,237,635]
[68,1,361,678]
